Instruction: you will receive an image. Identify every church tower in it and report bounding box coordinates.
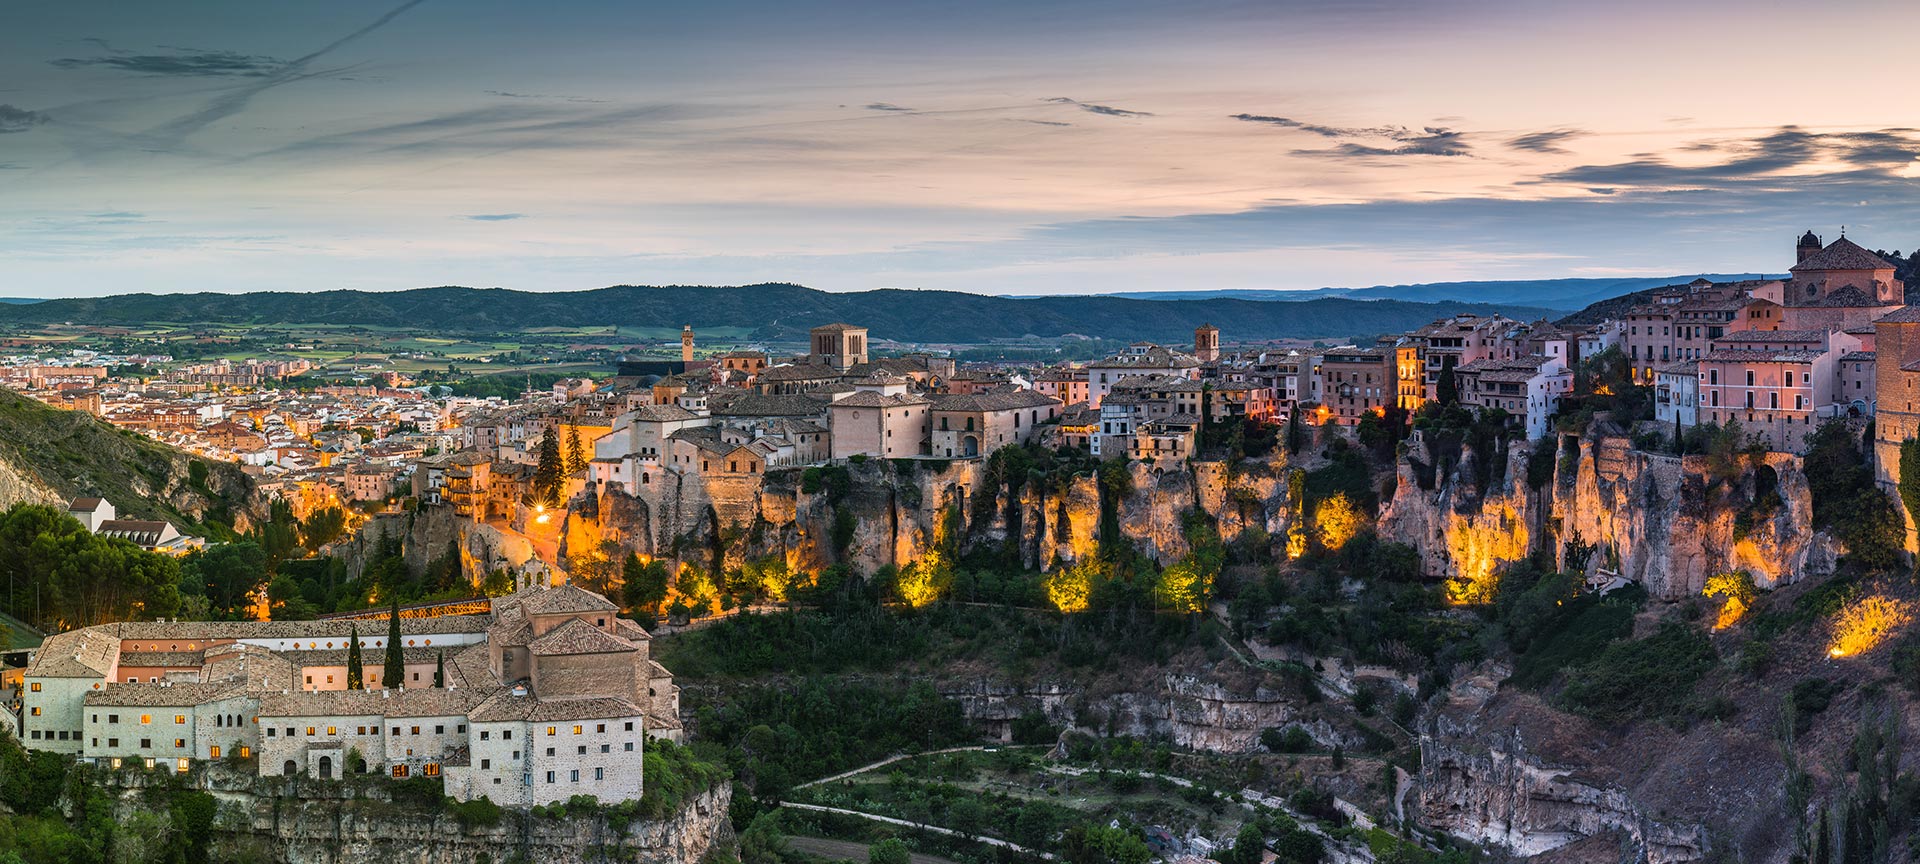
[1193,324,1220,362]
[681,325,695,363]
[1797,230,1822,264]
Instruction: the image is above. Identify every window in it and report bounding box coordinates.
[595,767,604,780]
[623,722,634,732]
[307,727,316,737]
[423,764,440,777]
[577,746,586,755]
[435,725,444,735]
[393,765,409,778]
[267,728,276,737]
[175,715,186,725]
[547,726,556,736]
[601,744,610,753]
[238,746,250,758]
[29,707,40,716]
[481,731,491,741]
[546,747,555,757]
[595,723,606,733]
[140,715,152,725]
[175,738,186,749]
[29,682,39,692]
[503,731,512,740]
[481,759,491,769]
[545,771,555,784]
[573,725,582,735]
[392,727,401,736]
[109,714,118,724]
[624,742,634,752]
[140,738,152,749]
[109,738,119,748]
[411,726,420,736]
[570,769,580,782]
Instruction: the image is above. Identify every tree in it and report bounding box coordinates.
[346,625,364,689]
[383,599,404,688]
[433,651,445,688]
[1436,354,1459,406]
[185,541,267,620]
[533,431,565,507]
[565,424,587,474]
[869,838,911,864]
[621,554,671,613]
[1229,823,1267,864]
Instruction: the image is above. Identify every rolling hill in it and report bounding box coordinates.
[0,283,1561,343]
[1095,274,1780,311]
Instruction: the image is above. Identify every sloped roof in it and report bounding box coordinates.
[516,583,619,616]
[831,391,929,408]
[930,390,1061,412]
[1790,237,1896,272]
[528,618,637,656]
[809,322,865,332]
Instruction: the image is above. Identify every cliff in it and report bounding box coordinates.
[102,762,732,864]
[1380,430,1836,601]
[556,454,1297,586]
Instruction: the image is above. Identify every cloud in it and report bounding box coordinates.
[865,102,913,112]
[132,0,429,150]
[1045,97,1152,118]
[1537,126,1920,190]
[485,90,609,104]
[0,104,50,133]
[1505,128,1585,153]
[1013,119,1072,127]
[1231,113,1470,157]
[463,213,525,221]
[50,48,287,77]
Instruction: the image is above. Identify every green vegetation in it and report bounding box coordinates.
[1556,623,1717,724]
[0,503,183,631]
[0,389,252,532]
[0,284,1559,343]
[1806,421,1905,571]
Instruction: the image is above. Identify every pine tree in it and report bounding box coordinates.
[565,424,586,474]
[383,599,404,689]
[1673,414,1684,455]
[1437,354,1460,406]
[346,625,364,689]
[433,651,445,688]
[533,430,564,507]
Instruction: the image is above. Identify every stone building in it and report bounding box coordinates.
[17,584,677,807]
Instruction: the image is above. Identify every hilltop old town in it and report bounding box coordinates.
[3,231,1919,813]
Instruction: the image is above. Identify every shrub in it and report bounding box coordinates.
[1261,725,1314,753]
[452,796,503,828]
[1557,624,1717,724]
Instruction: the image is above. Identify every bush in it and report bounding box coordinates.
[1261,726,1314,753]
[1557,624,1717,724]
[869,837,911,864]
[451,796,503,828]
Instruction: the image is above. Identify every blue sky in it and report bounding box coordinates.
[4,0,1920,297]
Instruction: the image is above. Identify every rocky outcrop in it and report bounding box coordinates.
[1417,667,1713,864]
[557,454,1297,581]
[103,763,731,864]
[1380,431,1836,601]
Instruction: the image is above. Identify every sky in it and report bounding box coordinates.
[4,0,1920,298]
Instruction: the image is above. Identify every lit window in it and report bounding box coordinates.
[239,746,250,758]
[175,715,186,725]
[393,765,409,778]
[140,714,152,725]
[29,682,39,692]
[423,763,441,777]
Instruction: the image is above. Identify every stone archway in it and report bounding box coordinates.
[283,760,298,777]
[962,435,979,457]
[318,756,333,780]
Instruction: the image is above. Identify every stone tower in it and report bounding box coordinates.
[809,323,869,372]
[1193,324,1220,363]
[1797,230,1822,264]
[681,325,694,363]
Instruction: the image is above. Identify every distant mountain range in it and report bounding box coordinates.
[0,283,1566,344]
[1091,275,1781,312]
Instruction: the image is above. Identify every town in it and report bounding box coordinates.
[0,227,1912,802]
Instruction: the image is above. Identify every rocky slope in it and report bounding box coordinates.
[0,389,261,530]
[102,762,732,864]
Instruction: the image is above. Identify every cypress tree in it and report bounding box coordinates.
[565,424,586,474]
[433,651,445,688]
[383,599,404,689]
[1437,354,1460,406]
[533,431,564,507]
[346,625,363,689]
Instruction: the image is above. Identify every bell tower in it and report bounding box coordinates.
[1193,324,1220,362]
[681,325,695,363]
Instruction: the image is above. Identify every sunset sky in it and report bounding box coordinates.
[5,0,1920,297]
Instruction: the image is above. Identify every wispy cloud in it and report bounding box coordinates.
[1231,113,1470,157]
[463,213,525,221]
[864,102,913,112]
[1505,128,1585,153]
[132,0,430,151]
[1046,97,1151,118]
[1537,126,1920,189]
[50,48,286,77]
[0,104,50,133]
[485,90,608,104]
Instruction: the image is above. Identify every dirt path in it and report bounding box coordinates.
[786,835,964,864]
[778,803,1056,860]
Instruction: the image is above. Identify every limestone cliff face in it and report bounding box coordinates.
[105,766,731,864]
[0,451,63,511]
[1379,431,1835,601]
[559,455,1296,579]
[939,662,1367,754]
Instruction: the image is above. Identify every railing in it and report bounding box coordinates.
[317,598,492,621]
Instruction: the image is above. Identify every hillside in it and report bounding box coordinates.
[0,284,1556,343]
[1096,274,1778,311]
[0,389,257,531]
